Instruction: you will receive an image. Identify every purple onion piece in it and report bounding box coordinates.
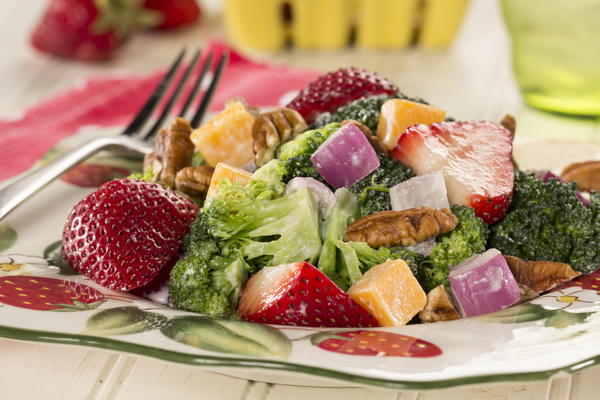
[448,248,520,318]
[310,123,380,188]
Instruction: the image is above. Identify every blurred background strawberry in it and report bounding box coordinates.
[30,0,202,61]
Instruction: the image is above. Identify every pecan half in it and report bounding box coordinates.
[340,119,387,154]
[418,285,461,323]
[504,255,582,293]
[561,160,600,192]
[500,114,516,136]
[144,117,195,188]
[175,166,215,197]
[252,108,307,166]
[344,207,458,248]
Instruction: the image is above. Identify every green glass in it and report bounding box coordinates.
[501,0,600,116]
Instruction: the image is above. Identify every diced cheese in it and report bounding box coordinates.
[377,99,446,150]
[190,101,256,168]
[206,162,253,199]
[348,259,427,326]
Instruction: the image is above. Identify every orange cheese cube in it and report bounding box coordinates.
[347,259,427,327]
[376,99,446,150]
[190,101,256,168]
[206,162,253,199]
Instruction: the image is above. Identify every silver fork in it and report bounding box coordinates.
[0,48,228,221]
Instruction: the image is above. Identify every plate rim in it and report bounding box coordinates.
[1,323,598,390]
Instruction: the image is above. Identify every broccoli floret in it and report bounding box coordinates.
[128,166,156,182]
[204,161,321,270]
[389,246,426,279]
[489,171,600,274]
[190,152,206,167]
[313,94,429,131]
[349,154,414,217]
[281,154,327,185]
[169,214,248,317]
[277,123,340,162]
[421,205,489,291]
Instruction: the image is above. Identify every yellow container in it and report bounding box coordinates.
[224,0,470,51]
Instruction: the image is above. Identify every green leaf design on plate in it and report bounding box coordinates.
[0,222,17,252]
[83,306,168,336]
[43,240,76,275]
[544,311,592,329]
[477,303,555,323]
[161,316,292,359]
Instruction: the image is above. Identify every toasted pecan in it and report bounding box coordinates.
[504,256,581,293]
[418,285,461,323]
[144,117,195,188]
[175,166,215,197]
[344,207,458,248]
[252,108,307,166]
[561,160,600,192]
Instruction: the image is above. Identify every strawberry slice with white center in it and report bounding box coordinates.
[392,121,514,224]
[238,262,379,328]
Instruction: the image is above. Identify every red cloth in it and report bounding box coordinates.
[0,41,319,182]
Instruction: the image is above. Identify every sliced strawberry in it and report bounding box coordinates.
[286,67,398,125]
[238,262,379,328]
[62,178,198,291]
[143,0,202,30]
[392,121,514,224]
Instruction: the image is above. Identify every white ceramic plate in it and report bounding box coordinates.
[1,128,599,390]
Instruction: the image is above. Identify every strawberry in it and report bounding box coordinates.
[30,0,154,61]
[286,67,398,125]
[238,262,379,328]
[143,0,201,30]
[0,276,105,311]
[308,330,442,357]
[392,121,514,224]
[62,178,198,291]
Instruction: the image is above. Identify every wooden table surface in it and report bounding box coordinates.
[1,0,600,399]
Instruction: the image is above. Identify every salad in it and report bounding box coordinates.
[60,67,599,328]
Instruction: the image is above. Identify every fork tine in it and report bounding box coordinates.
[178,52,214,118]
[122,49,186,137]
[139,48,202,141]
[190,52,229,127]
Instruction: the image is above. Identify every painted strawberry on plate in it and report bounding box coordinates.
[308,330,442,357]
[0,276,105,311]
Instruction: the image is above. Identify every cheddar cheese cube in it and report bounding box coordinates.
[348,259,427,326]
[190,100,256,168]
[206,162,253,199]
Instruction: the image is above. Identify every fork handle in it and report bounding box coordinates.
[0,136,152,221]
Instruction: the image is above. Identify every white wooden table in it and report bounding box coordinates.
[1,0,600,398]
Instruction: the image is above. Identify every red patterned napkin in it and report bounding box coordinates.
[0,41,319,182]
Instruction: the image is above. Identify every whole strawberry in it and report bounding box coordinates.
[62,178,198,290]
[143,0,201,30]
[30,0,153,61]
[286,67,398,125]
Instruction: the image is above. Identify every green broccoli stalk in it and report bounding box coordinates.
[420,205,489,291]
[169,214,248,317]
[318,189,360,287]
[349,154,414,217]
[489,171,600,274]
[277,123,340,184]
